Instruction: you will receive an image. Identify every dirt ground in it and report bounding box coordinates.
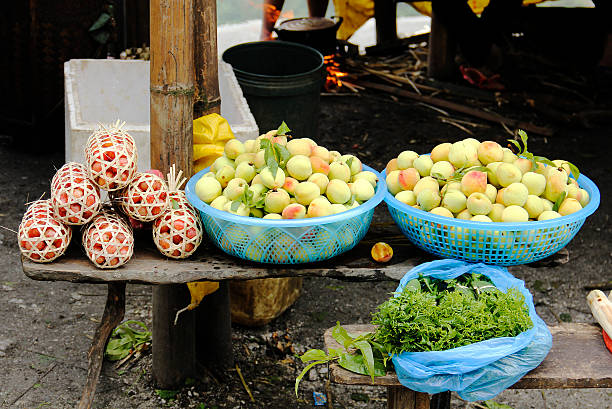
[1,36,612,409]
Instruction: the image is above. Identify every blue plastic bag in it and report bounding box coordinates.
[390,259,552,401]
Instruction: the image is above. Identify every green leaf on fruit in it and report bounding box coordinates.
[566,161,580,179]
[259,138,271,150]
[274,143,291,166]
[277,121,291,136]
[552,191,566,212]
[346,156,354,169]
[230,200,241,212]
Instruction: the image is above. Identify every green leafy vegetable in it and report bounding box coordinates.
[277,121,291,136]
[105,320,152,361]
[552,191,567,212]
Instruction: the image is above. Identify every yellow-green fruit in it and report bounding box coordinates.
[413,155,434,177]
[430,207,453,218]
[264,189,290,214]
[340,154,363,175]
[485,184,497,204]
[250,208,264,218]
[195,176,222,203]
[307,197,334,217]
[328,161,351,182]
[449,141,477,168]
[234,152,256,166]
[260,167,286,189]
[456,209,472,220]
[224,139,245,160]
[462,138,481,151]
[471,214,492,222]
[282,177,299,195]
[244,139,259,153]
[486,162,502,187]
[311,146,331,163]
[331,203,347,214]
[502,182,529,207]
[496,163,522,187]
[234,162,256,183]
[253,150,266,170]
[430,161,454,186]
[329,150,341,162]
[386,170,403,195]
[557,198,582,216]
[294,182,321,206]
[442,190,466,213]
[430,143,451,163]
[417,189,441,211]
[413,176,440,196]
[441,180,462,196]
[215,165,235,188]
[488,203,505,222]
[202,171,215,178]
[251,173,263,186]
[541,198,554,212]
[538,210,561,221]
[307,173,329,194]
[352,171,378,188]
[501,148,518,163]
[477,141,503,165]
[286,155,313,180]
[211,156,235,172]
[552,160,572,177]
[395,190,416,206]
[501,205,529,222]
[578,188,590,208]
[210,195,229,210]
[223,201,250,216]
[467,192,493,215]
[521,172,546,196]
[263,213,282,219]
[350,179,375,202]
[397,150,419,169]
[524,195,544,219]
[514,158,533,175]
[286,138,314,156]
[223,178,248,200]
[248,183,267,203]
[326,179,352,204]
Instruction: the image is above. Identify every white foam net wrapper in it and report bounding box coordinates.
[116,172,169,222]
[152,204,203,259]
[51,162,101,225]
[19,200,72,263]
[82,209,134,269]
[85,121,138,191]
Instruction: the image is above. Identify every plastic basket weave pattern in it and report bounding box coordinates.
[383,170,600,266]
[186,165,386,264]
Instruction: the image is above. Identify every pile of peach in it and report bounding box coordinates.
[386,138,589,222]
[194,131,378,219]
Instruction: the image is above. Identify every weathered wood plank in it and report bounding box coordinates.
[325,324,612,390]
[22,222,432,285]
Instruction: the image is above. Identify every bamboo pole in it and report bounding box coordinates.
[150,0,196,388]
[194,0,221,117]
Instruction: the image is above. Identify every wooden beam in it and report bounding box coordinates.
[427,9,456,80]
[193,0,221,117]
[150,0,196,389]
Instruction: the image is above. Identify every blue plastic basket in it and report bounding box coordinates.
[185,165,386,264]
[382,169,600,265]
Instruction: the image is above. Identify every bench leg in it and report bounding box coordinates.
[77,282,126,409]
[152,284,196,388]
[375,0,399,45]
[387,386,429,409]
[427,10,457,80]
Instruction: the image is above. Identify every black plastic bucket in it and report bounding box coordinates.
[222,41,324,139]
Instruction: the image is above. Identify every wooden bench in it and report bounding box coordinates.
[324,323,612,409]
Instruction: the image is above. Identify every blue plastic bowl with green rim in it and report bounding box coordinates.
[382,168,600,265]
[185,165,386,264]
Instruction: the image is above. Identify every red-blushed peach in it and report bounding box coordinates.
[460,170,487,196]
[386,158,399,174]
[513,158,532,175]
[496,188,505,204]
[310,156,330,175]
[544,168,568,202]
[430,142,452,163]
[307,197,334,217]
[281,177,298,195]
[477,141,503,165]
[386,170,403,195]
[281,203,307,219]
[310,145,331,163]
[371,242,393,262]
[398,168,421,191]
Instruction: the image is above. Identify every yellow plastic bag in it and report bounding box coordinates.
[175,282,220,324]
[193,113,235,174]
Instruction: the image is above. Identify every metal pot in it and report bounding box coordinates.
[273,16,343,56]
